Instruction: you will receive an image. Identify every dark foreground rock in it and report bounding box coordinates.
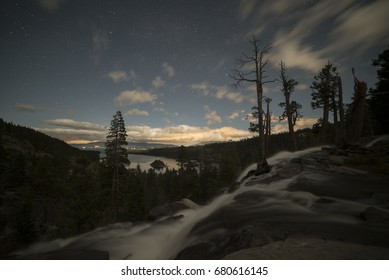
[11,249,109,260]
[224,235,389,260]
[176,141,389,260]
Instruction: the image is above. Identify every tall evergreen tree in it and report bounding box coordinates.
[311,62,339,134]
[104,111,130,221]
[368,46,389,134]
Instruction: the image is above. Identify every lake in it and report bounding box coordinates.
[127,154,179,171]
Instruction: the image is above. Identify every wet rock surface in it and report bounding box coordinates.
[176,141,389,260]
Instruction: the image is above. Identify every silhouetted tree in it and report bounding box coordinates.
[368,46,389,134]
[279,61,300,151]
[231,36,275,173]
[104,111,130,221]
[347,68,368,145]
[311,62,339,135]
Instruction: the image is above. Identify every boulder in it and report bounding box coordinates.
[224,235,389,260]
[361,207,389,225]
[148,198,199,220]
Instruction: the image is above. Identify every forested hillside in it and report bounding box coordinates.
[0,119,103,256]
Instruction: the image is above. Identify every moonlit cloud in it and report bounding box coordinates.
[204,106,222,125]
[272,117,318,134]
[191,82,255,104]
[152,76,165,89]
[106,70,136,83]
[162,62,175,77]
[38,122,253,145]
[326,0,389,55]
[296,83,309,91]
[124,108,149,116]
[92,30,109,64]
[16,103,51,112]
[36,0,63,12]
[228,110,244,120]
[43,119,107,131]
[114,90,157,106]
[36,127,107,144]
[126,125,252,145]
[239,0,387,73]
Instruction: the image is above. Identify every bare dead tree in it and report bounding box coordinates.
[231,37,275,172]
[347,68,367,145]
[279,61,299,151]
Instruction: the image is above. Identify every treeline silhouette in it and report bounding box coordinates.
[0,118,323,257]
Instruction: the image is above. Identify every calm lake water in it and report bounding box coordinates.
[127,154,179,171]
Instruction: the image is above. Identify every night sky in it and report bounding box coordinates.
[1,0,388,145]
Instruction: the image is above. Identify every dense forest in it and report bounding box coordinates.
[1,46,388,258]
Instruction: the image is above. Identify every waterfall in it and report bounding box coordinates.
[13,144,389,259]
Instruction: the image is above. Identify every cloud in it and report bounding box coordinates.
[36,0,63,12]
[43,119,107,131]
[37,119,108,144]
[272,117,318,134]
[36,127,107,144]
[124,108,149,117]
[162,62,175,77]
[190,82,211,96]
[114,90,157,106]
[239,0,387,73]
[38,121,253,146]
[125,125,252,145]
[204,106,222,125]
[296,83,309,91]
[228,110,244,120]
[326,1,389,54]
[92,30,109,64]
[152,76,165,89]
[191,82,255,104]
[16,103,51,112]
[106,70,136,83]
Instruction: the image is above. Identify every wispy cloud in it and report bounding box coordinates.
[125,125,252,145]
[204,106,222,125]
[35,0,63,12]
[114,89,157,106]
[227,110,244,120]
[191,82,256,104]
[272,117,318,134]
[37,119,253,145]
[43,118,107,131]
[239,0,388,73]
[152,76,165,89]
[162,62,175,77]
[16,103,52,112]
[124,108,149,117]
[92,30,109,64]
[106,70,136,83]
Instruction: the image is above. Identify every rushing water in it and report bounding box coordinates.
[13,144,388,259]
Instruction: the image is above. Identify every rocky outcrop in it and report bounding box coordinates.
[148,198,199,220]
[176,141,389,259]
[224,235,389,260]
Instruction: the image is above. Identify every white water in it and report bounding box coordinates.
[14,145,382,259]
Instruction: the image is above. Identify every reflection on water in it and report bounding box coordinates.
[127,154,179,171]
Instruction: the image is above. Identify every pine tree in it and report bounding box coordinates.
[368,46,389,134]
[311,62,339,135]
[104,111,130,221]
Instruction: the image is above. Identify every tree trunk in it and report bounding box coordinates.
[337,76,346,147]
[348,72,367,145]
[256,82,268,171]
[285,95,297,151]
